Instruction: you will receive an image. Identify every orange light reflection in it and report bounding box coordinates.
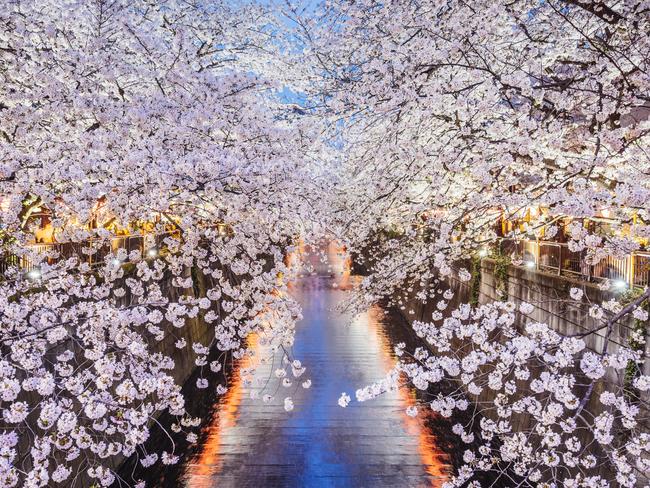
[365,307,450,485]
[183,334,260,486]
[326,241,449,484]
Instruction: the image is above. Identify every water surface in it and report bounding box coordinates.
[177,244,450,487]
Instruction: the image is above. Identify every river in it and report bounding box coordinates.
[121,243,453,487]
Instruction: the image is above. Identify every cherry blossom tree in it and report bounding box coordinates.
[0,1,324,486]
[300,0,650,485]
[2,0,650,486]
[308,0,650,262]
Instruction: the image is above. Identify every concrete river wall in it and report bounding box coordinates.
[8,263,216,487]
[397,258,648,481]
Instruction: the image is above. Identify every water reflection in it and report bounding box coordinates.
[364,306,449,483]
[171,243,450,487]
[184,335,259,485]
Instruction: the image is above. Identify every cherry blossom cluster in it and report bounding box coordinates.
[346,293,649,486]
[307,0,650,276]
[303,0,650,484]
[0,1,324,486]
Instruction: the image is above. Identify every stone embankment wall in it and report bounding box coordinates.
[405,258,646,377]
[397,258,648,481]
[479,260,643,374]
[9,264,216,486]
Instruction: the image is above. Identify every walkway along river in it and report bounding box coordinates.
[119,244,456,487]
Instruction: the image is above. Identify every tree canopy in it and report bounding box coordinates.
[0,1,649,486]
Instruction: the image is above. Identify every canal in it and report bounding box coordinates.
[121,244,453,487]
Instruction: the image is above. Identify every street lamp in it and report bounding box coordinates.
[27,269,41,280]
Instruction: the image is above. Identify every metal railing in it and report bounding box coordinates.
[0,232,180,276]
[500,239,650,289]
[0,224,230,277]
[634,253,650,288]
